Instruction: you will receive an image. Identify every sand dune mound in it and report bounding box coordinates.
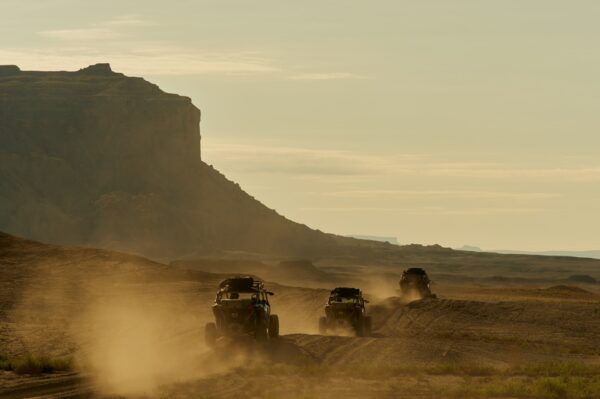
[368,296,600,353]
[283,334,468,365]
[544,285,595,295]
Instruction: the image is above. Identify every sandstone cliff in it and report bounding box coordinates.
[0,64,354,258]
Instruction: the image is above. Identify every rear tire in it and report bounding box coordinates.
[364,316,372,336]
[255,316,269,341]
[319,316,328,335]
[205,322,218,347]
[269,314,279,338]
[355,318,365,337]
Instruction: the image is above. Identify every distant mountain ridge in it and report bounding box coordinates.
[459,246,600,260]
[494,250,600,260]
[347,235,399,245]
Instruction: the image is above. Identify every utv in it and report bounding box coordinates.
[205,276,279,347]
[399,268,435,299]
[319,287,371,337]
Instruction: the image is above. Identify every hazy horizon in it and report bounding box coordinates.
[2,0,599,251]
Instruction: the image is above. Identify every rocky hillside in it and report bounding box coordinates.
[4,64,598,273]
[0,63,360,258]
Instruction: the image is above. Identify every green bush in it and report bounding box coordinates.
[534,377,568,398]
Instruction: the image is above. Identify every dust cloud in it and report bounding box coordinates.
[8,258,337,397]
[73,283,206,395]
[9,262,251,396]
[268,286,327,335]
[359,273,402,300]
[8,259,398,397]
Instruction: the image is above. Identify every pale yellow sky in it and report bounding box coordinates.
[1,0,599,250]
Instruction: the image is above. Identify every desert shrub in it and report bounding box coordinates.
[479,379,532,397]
[232,360,600,398]
[533,377,568,398]
[0,357,11,371]
[428,362,496,376]
[450,375,600,399]
[509,362,600,377]
[0,355,72,375]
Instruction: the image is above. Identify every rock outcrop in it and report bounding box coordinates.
[0,64,351,258]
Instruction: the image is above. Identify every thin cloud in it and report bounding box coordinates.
[323,190,562,200]
[0,48,279,76]
[38,15,154,41]
[288,72,368,81]
[424,166,600,181]
[14,13,279,76]
[103,15,155,27]
[204,141,398,176]
[39,28,118,41]
[205,140,600,182]
[299,206,546,215]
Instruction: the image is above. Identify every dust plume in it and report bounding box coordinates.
[267,283,328,335]
[73,282,206,395]
[359,272,402,300]
[8,261,247,396]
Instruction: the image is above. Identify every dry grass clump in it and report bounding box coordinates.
[0,354,72,375]
[507,361,600,377]
[238,361,498,379]
[448,375,600,398]
[238,361,600,398]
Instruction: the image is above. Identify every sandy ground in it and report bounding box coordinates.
[2,233,600,398]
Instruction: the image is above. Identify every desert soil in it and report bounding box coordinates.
[2,233,600,398]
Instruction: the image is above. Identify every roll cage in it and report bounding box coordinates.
[215,276,273,303]
[327,287,368,305]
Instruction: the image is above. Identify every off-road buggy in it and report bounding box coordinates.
[399,268,435,299]
[319,287,371,337]
[205,276,279,346]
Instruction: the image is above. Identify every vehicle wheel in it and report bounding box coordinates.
[364,316,372,336]
[255,316,269,341]
[355,318,365,337]
[205,322,218,347]
[318,316,328,335]
[269,314,279,338]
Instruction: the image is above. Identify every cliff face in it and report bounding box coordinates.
[0,64,342,258]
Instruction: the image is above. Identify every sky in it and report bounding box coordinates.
[1,0,599,251]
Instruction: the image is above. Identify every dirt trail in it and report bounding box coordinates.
[0,372,90,399]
